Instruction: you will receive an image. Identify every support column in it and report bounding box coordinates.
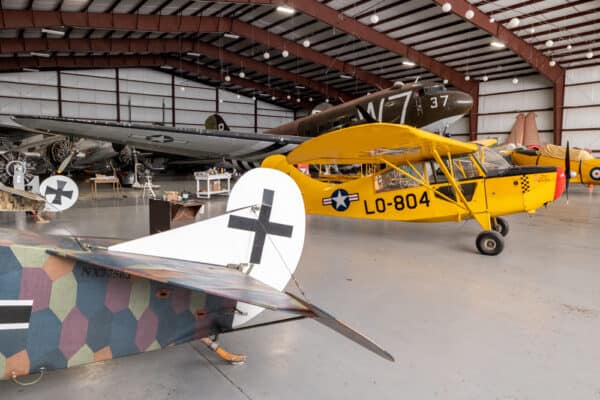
[468,84,479,141]
[215,87,220,113]
[553,71,565,145]
[115,68,121,122]
[254,98,258,133]
[171,74,176,127]
[56,70,62,117]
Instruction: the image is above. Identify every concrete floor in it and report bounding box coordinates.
[2,178,600,399]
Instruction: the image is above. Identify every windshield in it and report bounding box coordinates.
[475,146,511,173]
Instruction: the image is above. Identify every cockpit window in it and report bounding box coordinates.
[423,84,446,95]
[474,146,511,173]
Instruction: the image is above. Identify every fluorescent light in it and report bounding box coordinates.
[160,65,173,69]
[187,52,201,57]
[295,85,305,89]
[340,74,352,79]
[402,60,416,66]
[224,33,240,39]
[276,5,295,14]
[490,40,506,49]
[30,51,50,58]
[41,28,65,36]
[22,67,39,72]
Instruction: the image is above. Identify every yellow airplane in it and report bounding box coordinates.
[262,123,566,256]
[511,143,600,186]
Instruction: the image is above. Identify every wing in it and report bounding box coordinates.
[12,115,306,161]
[48,247,394,362]
[286,123,478,165]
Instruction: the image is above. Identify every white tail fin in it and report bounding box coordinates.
[109,168,305,326]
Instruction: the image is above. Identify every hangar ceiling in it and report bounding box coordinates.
[0,0,597,112]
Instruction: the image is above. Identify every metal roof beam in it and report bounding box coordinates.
[0,38,353,102]
[210,0,475,95]
[0,10,390,91]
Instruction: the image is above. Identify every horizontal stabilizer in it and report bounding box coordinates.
[288,293,395,362]
[46,248,394,361]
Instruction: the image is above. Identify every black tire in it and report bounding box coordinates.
[492,217,509,237]
[476,230,504,256]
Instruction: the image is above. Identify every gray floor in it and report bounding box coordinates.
[2,178,600,399]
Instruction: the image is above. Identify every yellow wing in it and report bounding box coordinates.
[287,123,478,165]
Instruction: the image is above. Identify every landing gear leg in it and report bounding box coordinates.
[491,217,509,237]
[476,231,504,256]
[200,337,247,364]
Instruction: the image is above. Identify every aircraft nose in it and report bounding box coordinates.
[452,91,474,114]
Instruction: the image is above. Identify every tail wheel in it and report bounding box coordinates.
[476,231,504,256]
[492,217,509,237]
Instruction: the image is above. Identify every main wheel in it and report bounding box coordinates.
[492,217,509,237]
[476,231,504,256]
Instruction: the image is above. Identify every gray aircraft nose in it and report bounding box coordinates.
[451,91,474,115]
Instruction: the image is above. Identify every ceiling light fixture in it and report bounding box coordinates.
[41,28,65,36]
[186,52,201,57]
[549,60,556,67]
[271,95,276,100]
[224,74,231,82]
[296,98,301,103]
[512,77,519,84]
[465,75,471,81]
[239,71,245,78]
[30,51,51,58]
[263,51,270,59]
[303,39,311,48]
[529,27,535,34]
[443,79,449,84]
[22,67,39,72]
[370,14,379,24]
[276,6,295,15]
[441,3,452,12]
[545,39,554,47]
[236,94,241,99]
[567,44,572,50]
[508,17,520,29]
[223,33,240,39]
[465,9,474,19]
[287,94,291,100]
[252,96,256,101]
[489,16,495,23]
[282,50,289,58]
[482,75,489,82]
[402,60,416,66]
[340,74,353,79]
[490,40,506,49]
[309,97,313,102]
[586,50,594,59]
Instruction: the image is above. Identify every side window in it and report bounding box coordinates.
[428,156,480,184]
[429,160,448,183]
[451,156,481,180]
[374,164,423,193]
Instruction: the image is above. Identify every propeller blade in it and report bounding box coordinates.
[565,141,570,201]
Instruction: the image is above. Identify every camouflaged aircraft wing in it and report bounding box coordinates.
[47,247,394,362]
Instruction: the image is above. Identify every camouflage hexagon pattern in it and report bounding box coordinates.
[0,244,235,380]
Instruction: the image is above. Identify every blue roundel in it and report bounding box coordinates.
[330,189,351,211]
[590,167,600,181]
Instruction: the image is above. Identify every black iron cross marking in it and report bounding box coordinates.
[45,180,73,205]
[228,189,293,264]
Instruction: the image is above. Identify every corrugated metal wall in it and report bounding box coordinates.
[0,67,293,134]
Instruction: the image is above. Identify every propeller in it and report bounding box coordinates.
[565,141,570,202]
